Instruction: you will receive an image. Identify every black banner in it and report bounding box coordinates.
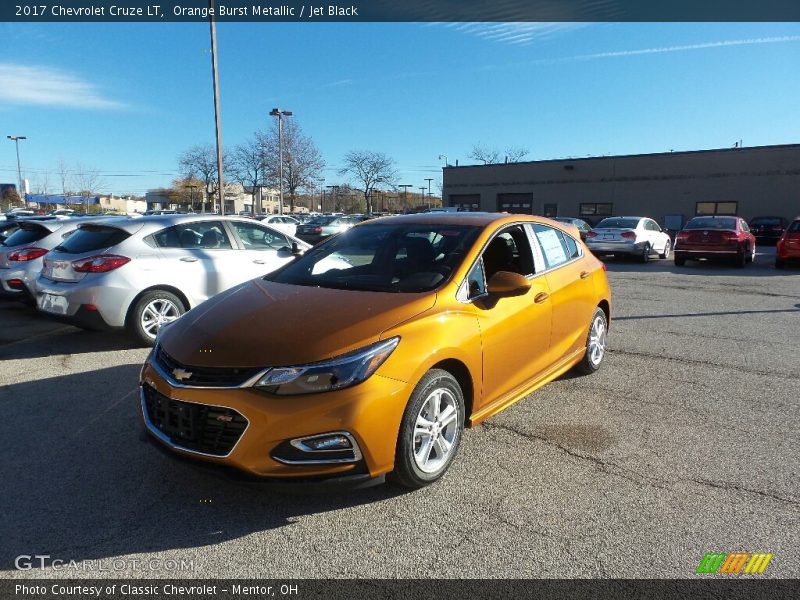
[3,0,800,22]
[2,580,799,600]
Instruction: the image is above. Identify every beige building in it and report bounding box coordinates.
[443,144,800,228]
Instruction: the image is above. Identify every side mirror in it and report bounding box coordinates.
[291,241,304,256]
[486,271,531,297]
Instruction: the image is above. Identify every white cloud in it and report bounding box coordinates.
[0,63,126,109]
[567,35,800,61]
[438,22,590,46]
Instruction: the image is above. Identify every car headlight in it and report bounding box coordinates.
[253,337,400,395]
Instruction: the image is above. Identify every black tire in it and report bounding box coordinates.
[735,245,747,268]
[639,243,651,263]
[674,254,685,266]
[659,239,671,260]
[574,307,608,375]
[128,290,186,346]
[775,259,785,270]
[393,369,465,489]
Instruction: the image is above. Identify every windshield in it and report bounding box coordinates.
[749,217,781,226]
[267,223,481,293]
[595,218,640,229]
[685,217,737,230]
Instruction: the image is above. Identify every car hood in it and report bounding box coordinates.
[158,278,437,368]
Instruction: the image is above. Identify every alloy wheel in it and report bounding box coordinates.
[140,298,181,339]
[588,313,607,367]
[413,388,459,474]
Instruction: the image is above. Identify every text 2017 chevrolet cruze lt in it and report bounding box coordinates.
[140,213,611,488]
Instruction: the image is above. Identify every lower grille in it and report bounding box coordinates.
[142,384,247,456]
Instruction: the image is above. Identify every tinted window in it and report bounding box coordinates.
[532,224,571,269]
[482,226,536,279]
[269,224,480,293]
[53,225,130,253]
[750,217,782,226]
[788,221,800,233]
[1,224,50,247]
[563,233,580,260]
[596,218,640,229]
[685,217,737,230]
[152,221,232,249]
[231,221,290,250]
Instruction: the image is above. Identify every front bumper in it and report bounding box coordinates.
[139,358,411,482]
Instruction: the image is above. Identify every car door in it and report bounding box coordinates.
[227,220,297,280]
[468,224,553,410]
[645,219,667,253]
[530,223,596,361]
[152,220,239,303]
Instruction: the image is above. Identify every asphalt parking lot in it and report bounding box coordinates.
[1,246,798,579]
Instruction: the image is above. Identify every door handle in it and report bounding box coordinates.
[180,256,198,262]
[580,270,590,279]
[253,259,266,264]
[534,292,550,304]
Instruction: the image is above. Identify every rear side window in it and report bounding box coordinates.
[151,221,233,249]
[788,221,800,233]
[53,226,130,254]
[1,225,50,247]
[531,224,573,270]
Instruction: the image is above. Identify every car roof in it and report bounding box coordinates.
[356,212,556,228]
[74,213,262,235]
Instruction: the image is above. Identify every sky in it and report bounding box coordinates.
[2,21,800,198]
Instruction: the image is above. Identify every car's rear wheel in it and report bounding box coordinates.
[393,369,465,489]
[659,239,671,259]
[129,290,185,346]
[674,254,685,266]
[640,243,651,263]
[775,258,785,269]
[574,307,608,375]
[735,245,747,268]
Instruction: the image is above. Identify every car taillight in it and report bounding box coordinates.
[72,254,131,273]
[8,247,48,262]
[676,231,689,241]
[314,226,322,233]
[621,232,636,239]
[586,231,597,238]
[601,262,607,272]
[720,232,738,242]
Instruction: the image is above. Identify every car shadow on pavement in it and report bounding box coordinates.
[598,248,798,277]
[0,366,405,571]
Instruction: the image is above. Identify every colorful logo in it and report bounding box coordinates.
[696,552,773,575]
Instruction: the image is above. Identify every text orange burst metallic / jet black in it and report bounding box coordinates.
[139,213,611,489]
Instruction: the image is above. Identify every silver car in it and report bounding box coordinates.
[0,217,117,301]
[34,214,311,344]
[585,216,672,262]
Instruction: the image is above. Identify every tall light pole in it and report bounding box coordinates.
[7,135,27,204]
[187,184,199,212]
[270,108,293,215]
[399,184,412,213]
[419,187,426,210]
[438,154,448,167]
[425,178,434,210]
[326,185,339,213]
[209,0,225,215]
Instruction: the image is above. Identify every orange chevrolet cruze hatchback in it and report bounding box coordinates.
[139,213,611,488]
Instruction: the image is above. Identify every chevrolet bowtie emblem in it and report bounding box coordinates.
[172,368,192,381]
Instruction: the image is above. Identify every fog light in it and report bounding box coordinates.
[292,433,352,452]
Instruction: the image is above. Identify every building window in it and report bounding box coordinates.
[449,194,480,211]
[696,201,738,216]
[579,203,613,217]
[497,193,532,214]
[543,203,557,218]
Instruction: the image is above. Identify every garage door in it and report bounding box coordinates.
[497,193,533,214]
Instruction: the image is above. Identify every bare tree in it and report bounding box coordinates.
[178,144,231,210]
[504,146,529,163]
[57,158,71,196]
[230,134,269,214]
[261,120,325,212]
[338,150,398,214]
[469,144,529,164]
[468,144,501,165]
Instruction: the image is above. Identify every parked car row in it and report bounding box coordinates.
[0,214,318,344]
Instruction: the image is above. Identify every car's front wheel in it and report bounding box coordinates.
[393,369,465,489]
[129,290,186,346]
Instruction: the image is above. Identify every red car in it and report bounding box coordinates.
[673,215,756,267]
[775,218,800,269]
